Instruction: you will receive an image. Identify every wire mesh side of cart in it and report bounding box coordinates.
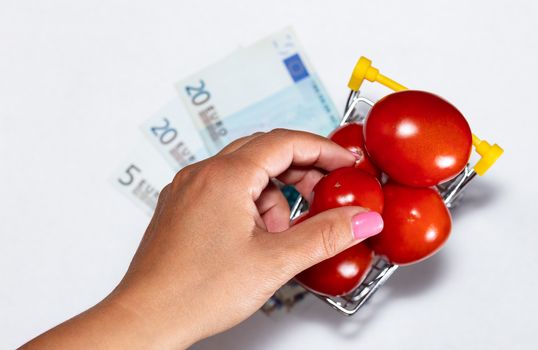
[262,91,479,316]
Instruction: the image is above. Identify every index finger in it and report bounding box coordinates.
[230,129,357,197]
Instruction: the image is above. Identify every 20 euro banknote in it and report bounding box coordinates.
[176,27,340,154]
[140,98,209,171]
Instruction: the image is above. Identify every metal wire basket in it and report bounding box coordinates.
[261,57,503,316]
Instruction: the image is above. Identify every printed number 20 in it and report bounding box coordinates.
[150,118,177,145]
[185,80,210,106]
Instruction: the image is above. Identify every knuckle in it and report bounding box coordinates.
[172,163,197,185]
[199,157,246,190]
[228,136,247,148]
[219,140,239,153]
[196,158,226,183]
[268,128,291,137]
[318,220,342,259]
[155,183,171,207]
[159,183,171,197]
[249,131,265,138]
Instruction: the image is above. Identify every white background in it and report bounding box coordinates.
[1,0,537,349]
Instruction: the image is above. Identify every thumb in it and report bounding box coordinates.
[274,207,383,276]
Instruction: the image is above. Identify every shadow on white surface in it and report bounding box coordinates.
[192,251,449,349]
[383,251,447,298]
[448,178,503,220]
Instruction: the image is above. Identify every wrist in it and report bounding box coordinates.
[21,289,170,349]
[97,293,159,348]
[107,286,199,349]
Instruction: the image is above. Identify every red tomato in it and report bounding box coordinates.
[293,212,374,297]
[368,182,452,265]
[309,167,383,215]
[329,123,381,178]
[364,90,472,187]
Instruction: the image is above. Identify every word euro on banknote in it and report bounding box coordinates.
[176,27,340,154]
[140,98,209,171]
[111,140,175,216]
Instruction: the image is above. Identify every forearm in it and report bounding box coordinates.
[20,295,169,349]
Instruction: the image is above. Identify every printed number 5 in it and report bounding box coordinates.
[118,164,141,186]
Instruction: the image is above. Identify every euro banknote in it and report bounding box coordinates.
[176,27,340,154]
[140,98,209,171]
[111,140,175,216]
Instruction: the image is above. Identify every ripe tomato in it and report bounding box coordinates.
[293,212,374,297]
[329,123,380,178]
[364,90,472,187]
[309,167,383,215]
[367,182,452,265]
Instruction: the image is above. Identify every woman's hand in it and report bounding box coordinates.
[22,129,383,349]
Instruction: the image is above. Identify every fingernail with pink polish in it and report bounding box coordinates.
[352,212,384,240]
[350,150,362,161]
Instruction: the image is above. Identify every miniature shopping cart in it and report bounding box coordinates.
[262,57,503,316]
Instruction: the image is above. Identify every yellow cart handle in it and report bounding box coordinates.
[348,56,503,175]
